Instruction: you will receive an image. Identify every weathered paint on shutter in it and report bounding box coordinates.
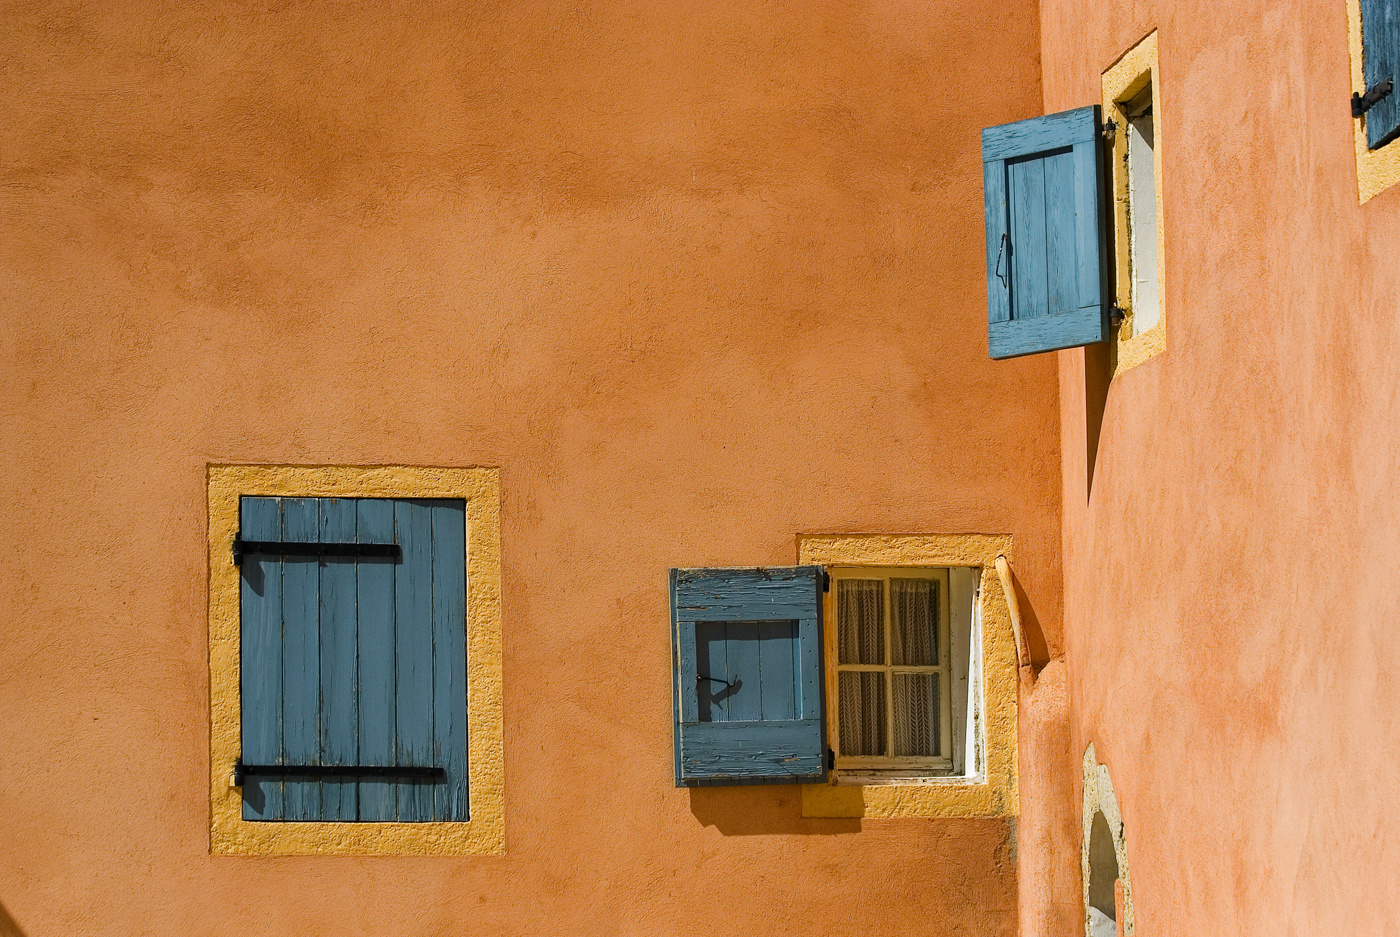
[1362,0,1400,148]
[982,105,1110,360]
[670,566,826,786]
[240,497,283,819]
[319,498,359,821]
[355,498,398,820]
[238,496,469,822]
[280,498,321,821]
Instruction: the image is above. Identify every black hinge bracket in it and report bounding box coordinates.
[822,571,831,593]
[1109,305,1127,325]
[232,535,402,565]
[827,748,836,770]
[1101,118,1117,142]
[233,761,445,786]
[1353,78,1393,117]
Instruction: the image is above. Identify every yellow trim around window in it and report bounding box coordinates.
[208,464,504,856]
[797,534,1018,819]
[1348,0,1400,203]
[1103,30,1166,375]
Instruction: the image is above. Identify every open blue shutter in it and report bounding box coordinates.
[670,566,826,786]
[983,105,1110,360]
[1362,0,1400,148]
[239,496,468,821]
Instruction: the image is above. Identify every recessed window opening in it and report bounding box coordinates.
[1088,809,1121,937]
[1124,83,1159,337]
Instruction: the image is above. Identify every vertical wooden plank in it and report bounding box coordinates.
[757,621,796,721]
[356,499,397,821]
[724,622,762,722]
[240,497,283,820]
[430,500,469,821]
[280,498,322,821]
[1008,156,1049,321]
[797,616,821,723]
[394,500,435,821]
[1073,139,1105,315]
[1043,149,1078,316]
[676,616,700,726]
[983,159,1011,323]
[670,571,685,784]
[693,622,728,722]
[318,498,358,821]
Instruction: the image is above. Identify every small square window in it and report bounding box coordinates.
[797,535,1017,819]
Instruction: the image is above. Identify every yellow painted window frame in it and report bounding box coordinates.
[207,464,504,856]
[1103,31,1167,376]
[1348,0,1400,203]
[798,535,1018,819]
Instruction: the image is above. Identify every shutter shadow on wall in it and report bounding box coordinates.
[670,567,826,786]
[983,105,1111,359]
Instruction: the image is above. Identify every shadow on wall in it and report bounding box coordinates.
[1084,340,1113,499]
[689,785,860,836]
[0,901,26,937]
[1003,563,1052,666]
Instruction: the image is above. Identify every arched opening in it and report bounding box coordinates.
[1087,809,1120,937]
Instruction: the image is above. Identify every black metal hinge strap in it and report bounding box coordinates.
[233,761,446,786]
[1353,78,1393,117]
[232,535,402,565]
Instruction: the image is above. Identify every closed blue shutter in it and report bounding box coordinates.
[239,496,468,822]
[670,566,826,786]
[983,105,1110,360]
[1362,0,1400,148]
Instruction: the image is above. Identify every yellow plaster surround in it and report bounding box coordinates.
[1102,31,1166,376]
[208,464,504,856]
[1348,0,1400,203]
[797,534,1019,819]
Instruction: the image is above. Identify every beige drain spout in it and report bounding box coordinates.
[995,554,1030,669]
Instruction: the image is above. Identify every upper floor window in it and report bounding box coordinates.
[1349,0,1400,201]
[1103,30,1166,374]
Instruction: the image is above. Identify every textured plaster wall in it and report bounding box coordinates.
[0,2,1060,935]
[1044,3,1400,935]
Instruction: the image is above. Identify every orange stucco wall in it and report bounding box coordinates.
[0,2,1063,934]
[1044,3,1400,935]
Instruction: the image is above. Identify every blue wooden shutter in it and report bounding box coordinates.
[670,566,826,786]
[983,105,1110,360]
[239,496,468,822]
[1362,0,1400,148]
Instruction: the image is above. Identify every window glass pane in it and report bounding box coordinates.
[837,579,884,664]
[889,578,938,666]
[892,672,940,757]
[1125,83,1159,336]
[838,671,886,756]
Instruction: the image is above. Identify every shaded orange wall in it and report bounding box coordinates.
[1044,3,1400,934]
[0,2,1062,934]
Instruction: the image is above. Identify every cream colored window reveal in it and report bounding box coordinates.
[1124,84,1159,337]
[1102,30,1166,375]
[831,567,957,774]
